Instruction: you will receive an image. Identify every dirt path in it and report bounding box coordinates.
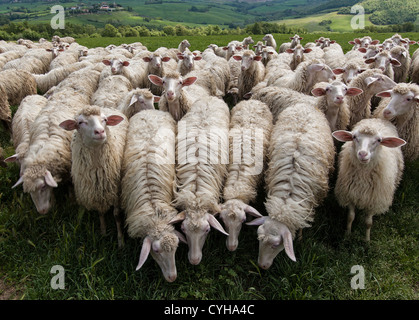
[0,277,21,300]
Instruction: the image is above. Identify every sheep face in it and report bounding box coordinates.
[128,92,157,113]
[333,129,406,164]
[358,46,381,59]
[290,34,303,47]
[219,199,262,251]
[286,45,312,67]
[253,41,264,55]
[334,65,366,85]
[173,210,228,265]
[178,51,201,70]
[137,235,179,283]
[233,52,262,71]
[312,82,363,106]
[102,58,129,75]
[376,87,419,120]
[149,74,197,103]
[307,63,336,83]
[248,217,295,269]
[143,54,171,71]
[59,110,124,148]
[380,40,394,51]
[365,52,401,72]
[364,73,397,93]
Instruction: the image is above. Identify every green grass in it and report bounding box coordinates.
[1,32,419,300]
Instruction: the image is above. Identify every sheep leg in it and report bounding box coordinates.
[113,206,124,248]
[346,205,355,236]
[99,212,107,236]
[365,214,373,242]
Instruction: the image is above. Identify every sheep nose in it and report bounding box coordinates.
[167,91,175,99]
[94,129,105,135]
[358,151,368,159]
[383,110,392,118]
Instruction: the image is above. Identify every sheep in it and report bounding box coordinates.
[59,105,128,248]
[177,49,203,76]
[3,48,53,74]
[241,36,254,49]
[121,108,181,282]
[247,102,335,269]
[267,59,336,95]
[358,44,382,60]
[286,44,313,71]
[170,97,230,265]
[364,50,401,81]
[333,59,367,85]
[389,46,411,83]
[278,34,302,53]
[219,99,273,251]
[232,50,265,101]
[262,34,277,51]
[0,50,25,69]
[48,48,79,70]
[253,41,265,56]
[355,36,380,48]
[91,75,133,109]
[148,72,201,121]
[178,39,191,54]
[205,44,227,59]
[33,61,91,93]
[12,68,101,214]
[259,46,278,67]
[117,88,159,119]
[346,69,397,129]
[373,83,419,161]
[323,42,346,70]
[141,52,177,95]
[223,40,243,61]
[100,58,146,88]
[5,95,48,173]
[410,51,419,85]
[380,39,394,51]
[332,118,405,241]
[0,69,37,132]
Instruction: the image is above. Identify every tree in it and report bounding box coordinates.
[102,24,119,37]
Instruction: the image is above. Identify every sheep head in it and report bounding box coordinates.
[376,83,419,120]
[102,58,130,75]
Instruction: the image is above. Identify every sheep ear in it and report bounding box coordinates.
[102,59,111,66]
[376,90,392,98]
[174,230,187,244]
[286,48,294,54]
[162,57,171,62]
[358,48,367,53]
[330,40,336,44]
[128,95,139,107]
[208,214,228,236]
[364,58,376,64]
[4,154,19,163]
[232,55,242,61]
[193,56,202,61]
[169,211,186,224]
[253,55,262,61]
[333,68,345,75]
[182,77,197,87]
[303,48,312,53]
[106,115,124,126]
[148,75,163,86]
[380,137,406,148]
[332,130,353,142]
[390,58,401,67]
[59,119,78,131]
[371,40,380,45]
[298,37,303,40]
[281,227,296,262]
[346,88,363,96]
[136,236,152,271]
[223,46,228,50]
[45,170,58,188]
[308,64,324,72]
[122,61,130,67]
[311,88,326,96]
[246,216,267,226]
[244,205,263,218]
[12,176,24,189]
[142,57,152,62]
[348,41,356,45]
[364,76,378,87]
[354,38,361,45]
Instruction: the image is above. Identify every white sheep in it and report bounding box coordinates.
[48,48,79,70]
[122,108,182,282]
[268,59,336,95]
[59,106,128,247]
[332,118,405,241]
[101,58,146,88]
[177,49,203,76]
[223,40,243,61]
[219,99,273,251]
[117,88,159,119]
[141,52,177,95]
[389,45,411,83]
[170,97,230,265]
[232,50,265,101]
[247,102,335,269]
[373,83,419,161]
[346,69,397,129]
[259,46,278,67]
[332,59,367,85]
[91,75,133,109]
[286,44,313,71]
[241,36,254,49]
[323,42,346,70]
[0,50,25,69]
[3,48,53,74]
[364,50,401,80]
[278,34,303,53]
[262,34,277,51]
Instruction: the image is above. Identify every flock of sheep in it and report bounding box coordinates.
[0,32,418,282]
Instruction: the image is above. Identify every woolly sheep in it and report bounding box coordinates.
[117,88,159,119]
[0,50,25,69]
[262,34,277,51]
[48,48,79,70]
[91,75,133,109]
[333,59,367,85]
[141,52,177,95]
[248,102,335,269]
[278,34,302,53]
[332,118,405,241]
[389,46,411,83]
[170,97,230,265]
[259,46,278,67]
[122,108,182,282]
[5,95,48,173]
[323,42,346,70]
[241,36,254,49]
[101,58,146,88]
[59,105,128,248]
[232,50,265,101]
[223,40,243,61]
[219,99,273,251]
[0,83,11,132]
[177,49,203,76]
[346,69,396,129]
[3,48,53,74]
[253,41,265,56]
[286,44,313,71]
[410,51,419,85]
[373,83,419,161]
[364,50,401,80]
[268,59,336,95]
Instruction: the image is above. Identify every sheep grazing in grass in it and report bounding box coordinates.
[117,88,159,119]
[219,100,273,251]
[268,59,336,95]
[332,118,405,241]
[59,106,128,248]
[248,102,335,269]
[122,109,182,282]
[373,83,419,161]
[346,69,396,129]
[170,97,230,265]
[232,50,265,101]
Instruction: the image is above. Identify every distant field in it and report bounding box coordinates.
[275,12,374,33]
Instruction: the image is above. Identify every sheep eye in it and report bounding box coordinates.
[407,98,412,101]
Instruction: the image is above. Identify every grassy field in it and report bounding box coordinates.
[0,32,418,301]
